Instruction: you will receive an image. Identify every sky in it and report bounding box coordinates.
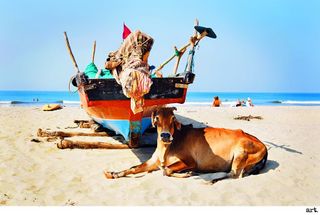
[0,0,319,92]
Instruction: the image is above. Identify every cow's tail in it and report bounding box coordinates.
[246,150,268,176]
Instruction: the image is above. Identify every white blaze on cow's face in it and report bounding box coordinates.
[152,107,180,143]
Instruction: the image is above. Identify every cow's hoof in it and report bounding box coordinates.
[104,171,115,179]
[163,167,172,176]
[185,171,194,177]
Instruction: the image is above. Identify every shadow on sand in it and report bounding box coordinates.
[264,141,303,155]
[260,159,279,174]
[193,159,280,183]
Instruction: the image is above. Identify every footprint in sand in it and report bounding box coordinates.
[65,199,77,206]
[0,193,11,205]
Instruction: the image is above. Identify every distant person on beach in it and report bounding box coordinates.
[236,99,242,107]
[212,96,221,107]
[246,97,254,107]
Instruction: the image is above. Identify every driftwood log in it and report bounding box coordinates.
[37,128,109,138]
[234,115,263,121]
[37,128,133,149]
[73,120,92,129]
[36,115,156,149]
[57,139,129,149]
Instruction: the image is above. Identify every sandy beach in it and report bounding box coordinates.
[0,105,319,206]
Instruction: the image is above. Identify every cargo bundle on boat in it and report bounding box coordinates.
[64,20,216,148]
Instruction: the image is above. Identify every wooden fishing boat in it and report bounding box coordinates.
[72,72,194,147]
[66,23,216,148]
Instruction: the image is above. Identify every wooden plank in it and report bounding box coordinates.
[175,83,188,89]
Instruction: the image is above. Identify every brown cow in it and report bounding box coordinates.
[104,107,268,182]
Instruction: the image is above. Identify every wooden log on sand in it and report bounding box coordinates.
[37,128,109,138]
[57,139,129,149]
[73,120,92,129]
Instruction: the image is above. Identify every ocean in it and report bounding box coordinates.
[184,92,320,106]
[0,91,320,107]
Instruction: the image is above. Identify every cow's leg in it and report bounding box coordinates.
[229,151,248,178]
[211,151,248,184]
[163,159,195,178]
[104,155,160,179]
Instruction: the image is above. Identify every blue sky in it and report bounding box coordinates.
[0,0,319,92]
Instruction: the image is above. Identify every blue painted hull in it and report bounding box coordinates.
[92,116,152,141]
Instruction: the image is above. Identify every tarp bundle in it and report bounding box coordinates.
[105,30,154,114]
[84,63,113,79]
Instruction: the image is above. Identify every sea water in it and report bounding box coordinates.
[0,90,320,107]
[0,91,80,106]
[185,92,320,106]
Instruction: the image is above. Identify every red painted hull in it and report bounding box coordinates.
[75,76,191,147]
[79,86,187,121]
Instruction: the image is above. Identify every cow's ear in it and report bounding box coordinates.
[171,107,177,111]
[151,110,158,127]
[174,117,181,130]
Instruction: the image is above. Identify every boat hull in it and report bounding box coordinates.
[76,75,192,147]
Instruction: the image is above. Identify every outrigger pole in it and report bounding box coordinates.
[64,32,81,74]
[154,19,216,76]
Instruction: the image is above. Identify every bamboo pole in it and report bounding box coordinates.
[172,19,198,75]
[155,43,190,73]
[91,40,96,63]
[154,19,208,75]
[194,19,199,32]
[64,32,80,73]
[154,31,208,74]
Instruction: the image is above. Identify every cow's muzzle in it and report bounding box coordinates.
[160,132,172,143]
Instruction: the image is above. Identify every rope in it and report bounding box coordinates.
[68,75,79,94]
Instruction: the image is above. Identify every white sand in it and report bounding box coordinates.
[0,105,319,205]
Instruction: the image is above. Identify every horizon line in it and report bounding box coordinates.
[0,89,319,94]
